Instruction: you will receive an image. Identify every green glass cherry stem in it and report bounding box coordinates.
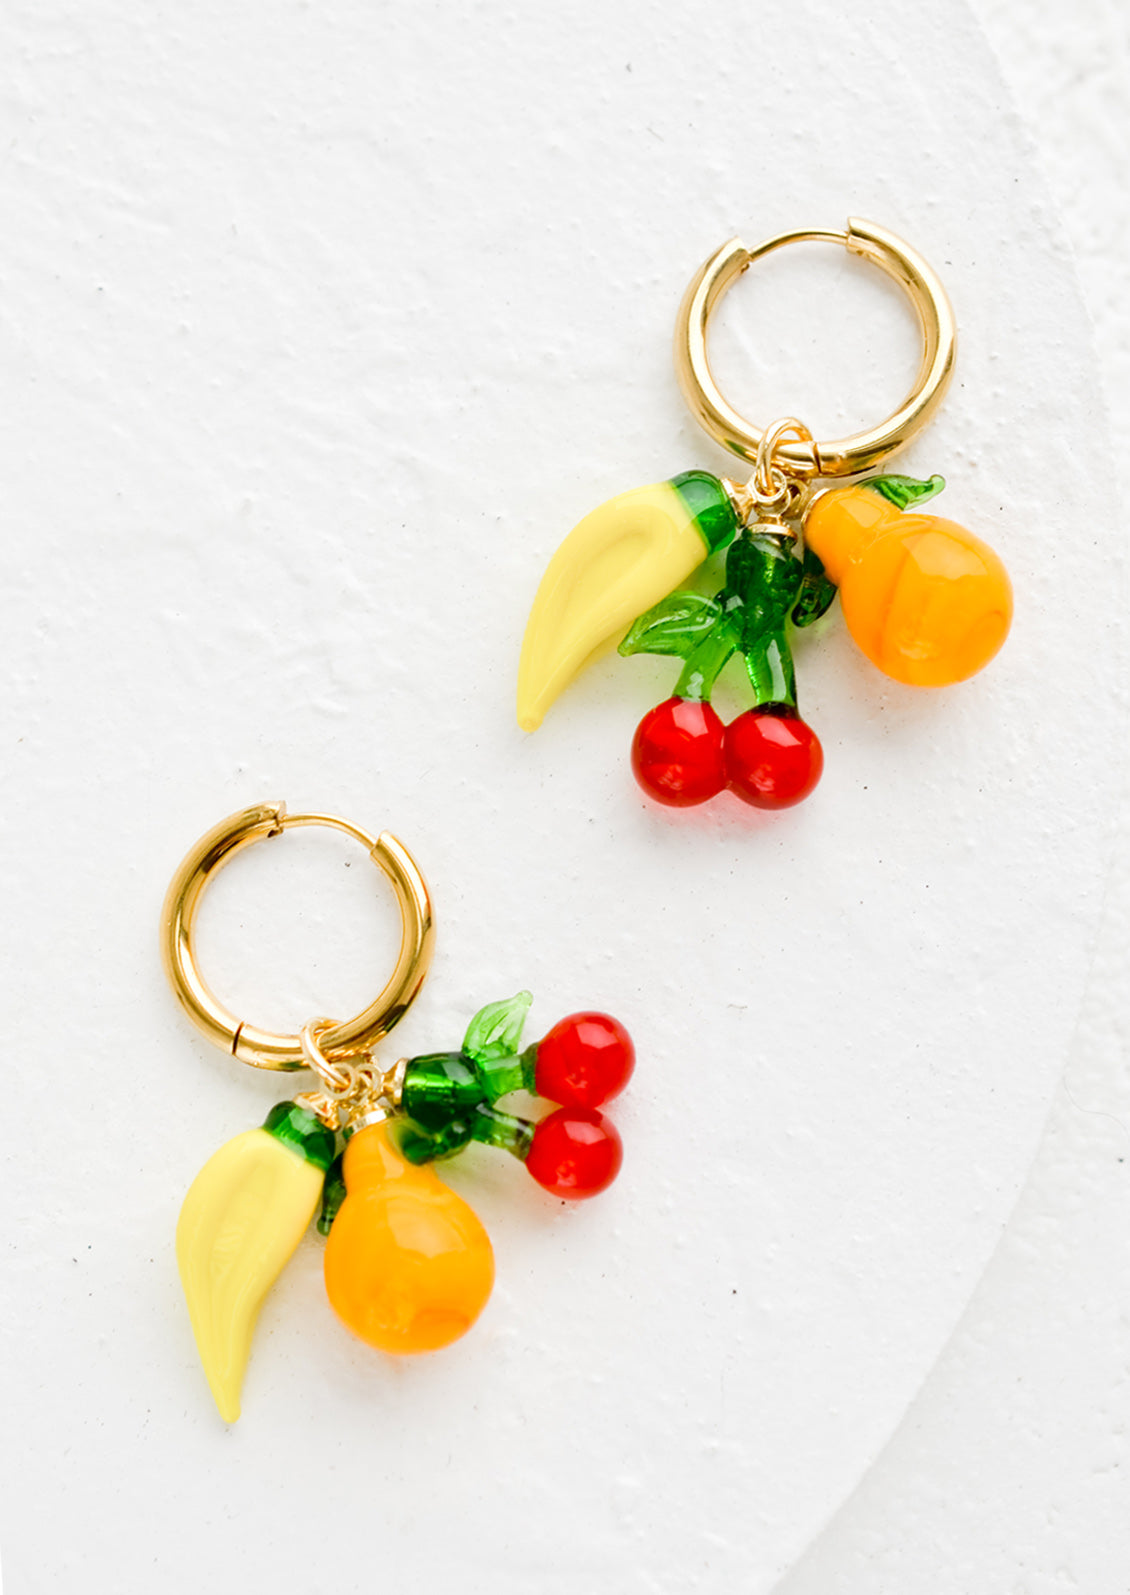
[402,1049,528,1117]
[469,1104,535,1160]
[672,621,739,701]
[476,1053,527,1102]
[401,1052,484,1126]
[397,1104,534,1166]
[398,1116,475,1164]
[742,630,797,707]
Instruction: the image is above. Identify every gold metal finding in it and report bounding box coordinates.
[160,802,435,1071]
[383,1055,408,1109]
[721,419,814,529]
[293,1089,342,1130]
[300,1018,360,1097]
[673,218,957,478]
[752,418,813,503]
[298,1019,392,1130]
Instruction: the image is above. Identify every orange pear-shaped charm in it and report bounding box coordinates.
[323,1120,494,1354]
[803,477,1012,687]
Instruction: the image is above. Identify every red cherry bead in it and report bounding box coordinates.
[631,696,725,807]
[534,1012,635,1109]
[526,1108,623,1199]
[724,706,823,809]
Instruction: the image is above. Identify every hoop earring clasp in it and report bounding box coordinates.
[160,802,435,1070]
[673,217,956,479]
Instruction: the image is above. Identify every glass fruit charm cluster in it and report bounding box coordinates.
[516,220,1014,812]
[619,464,1010,808]
[178,993,631,1423]
[181,988,632,1416]
[161,804,633,1422]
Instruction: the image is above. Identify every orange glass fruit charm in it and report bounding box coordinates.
[323,1119,494,1355]
[803,475,1012,688]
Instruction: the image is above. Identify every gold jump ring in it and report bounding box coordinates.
[300,1019,357,1096]
[752,417,814,504]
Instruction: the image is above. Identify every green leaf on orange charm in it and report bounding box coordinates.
[462,991,533,1067]
[865,473,946,511]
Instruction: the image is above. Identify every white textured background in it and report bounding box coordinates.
[781,0,1130,1587]
[0,2,1127,1591]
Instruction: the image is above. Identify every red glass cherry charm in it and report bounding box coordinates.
[525,1107,623,1199]
[631,696,726,807]
[724,705,823,809]
[533,1012,635,1109]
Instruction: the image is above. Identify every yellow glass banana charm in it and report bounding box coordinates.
[176,1102,335,1422]
[516,472,738,731]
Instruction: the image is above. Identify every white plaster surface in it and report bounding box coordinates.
[0,2,1124,1591]
[778,0,1130,1587]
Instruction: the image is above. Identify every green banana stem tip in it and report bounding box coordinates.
[263,1101,337,1172]
[670,470,740,555]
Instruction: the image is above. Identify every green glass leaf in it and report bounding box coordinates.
[618,591,723,661]
[316,1151,346,1235]
[791,546,838,628]
[865,473,945,511]
[462,991,533,1067]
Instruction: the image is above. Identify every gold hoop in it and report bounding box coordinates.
[159,802,435,1071]
[673,218,957,479]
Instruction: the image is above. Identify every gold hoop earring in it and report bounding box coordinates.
[163,803,635,1422]
[517,218,1011,817]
